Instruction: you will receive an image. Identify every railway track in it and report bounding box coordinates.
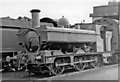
[2,63,118,80]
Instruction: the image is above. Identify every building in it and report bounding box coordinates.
[90,0,120,51]
[90,0,119,21]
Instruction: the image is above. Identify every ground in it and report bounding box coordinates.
[1,64,119,81]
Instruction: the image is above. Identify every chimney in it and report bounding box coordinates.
[30,9,41,28]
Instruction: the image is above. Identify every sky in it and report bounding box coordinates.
[0,0,120,24]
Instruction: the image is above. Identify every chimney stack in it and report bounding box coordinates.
[30,9,41,28]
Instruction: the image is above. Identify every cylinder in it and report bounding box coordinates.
[30,9,41,28]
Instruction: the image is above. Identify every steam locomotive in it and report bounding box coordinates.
[5,9,120,75]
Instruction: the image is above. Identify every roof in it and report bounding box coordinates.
[0,17,32,28]
[0,17,55,28]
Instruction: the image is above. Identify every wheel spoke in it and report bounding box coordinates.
[74,57,86,71]
[51,59,65,75]
[91,56,100,68]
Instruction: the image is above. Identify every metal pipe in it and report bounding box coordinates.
[30,9,41,28]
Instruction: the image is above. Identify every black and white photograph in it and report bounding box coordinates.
[0,0,120,82]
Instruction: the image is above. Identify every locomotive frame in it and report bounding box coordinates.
[17,27,103,75]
